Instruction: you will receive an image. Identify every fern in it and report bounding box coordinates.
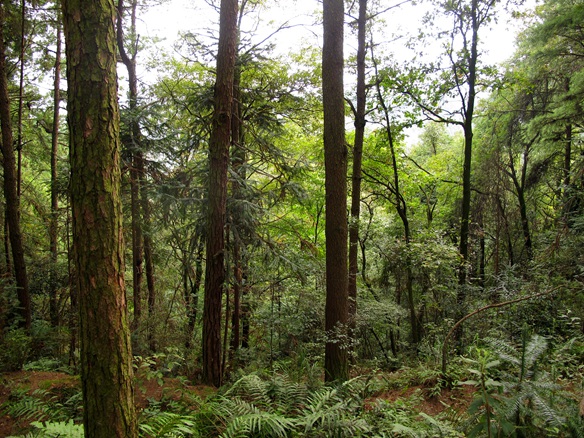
[139,411,199,437]
[7,420,84,438]
[220,411,294,438]
[479,332,573,436]
[4,389,65,422]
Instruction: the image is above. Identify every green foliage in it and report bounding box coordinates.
[460,348,513,438]
[139,412,199,438]
[7,420,84,438]
[3,387,82,425]
[462,332,579,437]
[0,328,32,371]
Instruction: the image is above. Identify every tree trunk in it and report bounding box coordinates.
[0,2,31,330]
[455,0,479,346]
[323,0,349,382]
[129,163,143,331]
[203,0,238,387]
[116,0,144,334]
[185,236,203,349]
[229,31,244,355]
[62,0,138,434]
[140,155,156,352]
[49,19,61,327]
[16,0,25,198]
[348,0,367,332]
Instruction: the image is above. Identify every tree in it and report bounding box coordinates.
[61,0,138,435]
[0,0,31,330]
[347,0,367,332]
[323,0,349,382]
[49,14,61,328]
[203,0,239,387]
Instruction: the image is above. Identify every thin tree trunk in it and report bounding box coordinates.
[203,0,238,387]
[371,43,419,346]
[229,30,243,354]
[0,3,31,330]
[455,0,479,347]
[323,0,349,382]
[140,155,156,351]
[3,213,10,277]
[16,0,25,198]
[186,237,203,349]
[129,164,143,331]
[348,0,367,332]
[62,0,138,434]
[116,0,144,333]
[49,20,61,327]
[66,198,77,368]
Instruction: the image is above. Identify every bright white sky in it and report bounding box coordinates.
[138,0,533,68]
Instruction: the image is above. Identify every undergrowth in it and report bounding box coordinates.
[2,339,582,437]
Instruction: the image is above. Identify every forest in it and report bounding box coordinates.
[0,0,583,436]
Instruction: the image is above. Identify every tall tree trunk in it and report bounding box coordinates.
[16,0,25,198]
[323,0,349,382]
[185,236,203,349]
[229,24,244,354]
[66,198,77,368]
[129,162,143,330]
[49,19,61,327]
[455,0,479,346]
[203,0,238,387]
[348,0,367,332]
[140,155,156,351]
[0,2,31,330]
[62,0,137,434]
[3,213,10,277]
[116,0,144,333]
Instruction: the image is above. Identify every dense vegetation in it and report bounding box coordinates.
[0,0,583,436]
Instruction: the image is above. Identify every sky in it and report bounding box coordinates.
[137,0,533,67]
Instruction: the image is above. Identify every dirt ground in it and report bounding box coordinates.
[0,370,472,437]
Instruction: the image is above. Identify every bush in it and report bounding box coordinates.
[0,328,32,371]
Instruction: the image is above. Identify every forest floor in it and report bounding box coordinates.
[0,369,476,436]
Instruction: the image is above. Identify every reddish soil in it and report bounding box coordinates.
[0,370,473,437]
[0,370,213,437]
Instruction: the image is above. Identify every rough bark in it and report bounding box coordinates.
[0,2,31,330]
[203,0,238,387]
[323,0,349,382]
[61,0,138,435]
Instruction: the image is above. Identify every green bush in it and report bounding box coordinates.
[0,328,32,371]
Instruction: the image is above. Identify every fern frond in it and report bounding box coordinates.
[524,335,548,369]
[6,420,84,438]
[530,391,565,427]
[139,411,199,438]
[485,337,520,366]
[220,411,294,438]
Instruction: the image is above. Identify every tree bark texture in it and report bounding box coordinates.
[323,0,349,382]
[0,2,31,330]
[61,0,138,435]
[203,0,238,387]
